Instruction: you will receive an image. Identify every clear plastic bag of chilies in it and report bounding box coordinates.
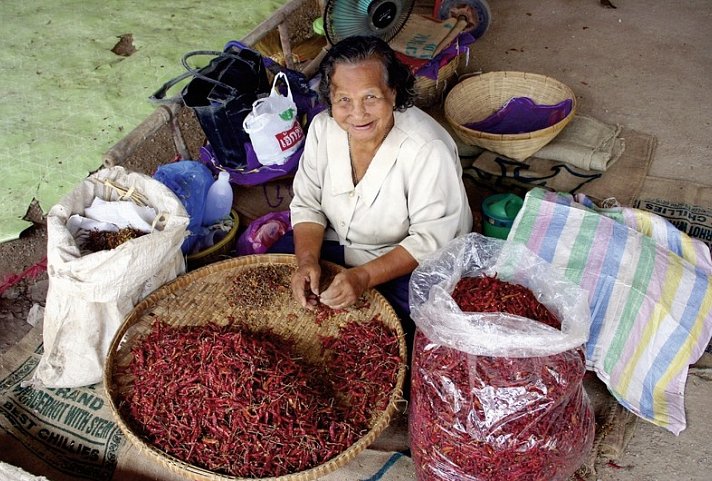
[408,233,595,481]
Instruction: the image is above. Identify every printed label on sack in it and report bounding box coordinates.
[276,121,304,152]
[634,198,712,247]
[0,346,122,481]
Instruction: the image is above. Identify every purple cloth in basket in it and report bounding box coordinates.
[414,32,476,81]
[465,97,573,134]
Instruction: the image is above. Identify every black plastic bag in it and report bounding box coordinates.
[151,45,270,170]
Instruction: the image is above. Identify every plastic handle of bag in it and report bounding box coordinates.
[149,48,257,105]
[242,97,271,132]
[149,70,195,105]
[181,49,259,94]
[243,73,296,132]
[271,71,294,101]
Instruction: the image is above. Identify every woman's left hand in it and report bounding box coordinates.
[319,267,369,309]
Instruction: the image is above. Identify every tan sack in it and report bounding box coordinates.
[30,166,189,388]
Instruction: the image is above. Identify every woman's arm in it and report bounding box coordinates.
[289,114,329,309]
[399,139,472,261]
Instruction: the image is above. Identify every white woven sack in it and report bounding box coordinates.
[243,71,304,166]
[0,462,51,481]
[30,166,189,388]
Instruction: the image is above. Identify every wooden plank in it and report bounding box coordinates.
[241,0,311,46]
[103,104,177,168]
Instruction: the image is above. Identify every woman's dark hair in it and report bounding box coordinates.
[318,35,416,113]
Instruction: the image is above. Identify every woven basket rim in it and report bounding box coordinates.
[413,53,461,108]
[415,52,460,83]
[187,209,240,261]
[444,70,577,141]
[103,253,407,481]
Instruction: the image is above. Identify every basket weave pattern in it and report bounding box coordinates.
[444,71,576,160]
[104,254,407,481]
[414,54,461,108]
[186,209,239,270]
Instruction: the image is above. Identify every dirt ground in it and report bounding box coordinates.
[0,225,48,353]
[2,1,712,480]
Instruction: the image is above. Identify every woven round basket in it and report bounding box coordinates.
[186,209,239,270]
[413,53,461,108]
[104,254,407,481]
[444,71,576,160]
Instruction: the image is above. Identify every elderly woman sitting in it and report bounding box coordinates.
[270,35,472,342]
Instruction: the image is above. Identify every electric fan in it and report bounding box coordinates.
[323,0,416,46]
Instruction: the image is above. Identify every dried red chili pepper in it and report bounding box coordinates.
[410,275,594,481]
[451,275,561,328]
[320,316,402,420]
[121,315,401,478]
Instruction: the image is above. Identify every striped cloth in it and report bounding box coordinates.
[508,188,712,434]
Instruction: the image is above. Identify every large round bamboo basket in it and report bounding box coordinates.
[444,71,576,160]
[104,254,407,481]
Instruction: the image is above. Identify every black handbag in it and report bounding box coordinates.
[151,45,270,170]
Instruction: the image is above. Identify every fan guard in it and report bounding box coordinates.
[324,0,415,45]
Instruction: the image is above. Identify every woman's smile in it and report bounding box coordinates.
[351,120,376,131]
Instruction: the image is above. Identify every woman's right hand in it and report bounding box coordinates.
[291,260,321,310]
[290,222,327,310]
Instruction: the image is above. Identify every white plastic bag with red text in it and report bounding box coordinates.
[243,71,304,166]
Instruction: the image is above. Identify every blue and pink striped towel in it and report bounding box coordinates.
[509,188,712,434]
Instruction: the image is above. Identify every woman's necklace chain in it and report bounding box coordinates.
[349,127,392,186]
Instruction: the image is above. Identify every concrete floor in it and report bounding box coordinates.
[469,1,711,480]
[470,0,711,185]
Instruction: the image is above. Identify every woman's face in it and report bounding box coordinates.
[329,58,397,145]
